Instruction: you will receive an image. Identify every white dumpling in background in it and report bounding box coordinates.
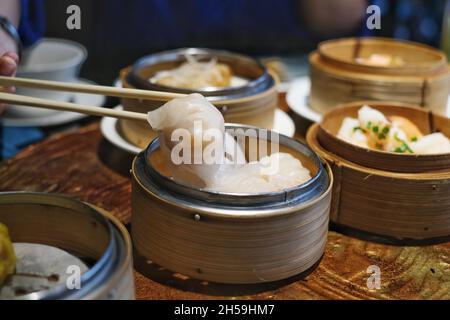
[152,54,232,89]
[410,133,450,154]
[384,126,409,152]
[358,105,389,129]
[147,93,225,188]
[337,117,368,148]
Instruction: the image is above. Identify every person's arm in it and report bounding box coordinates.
[298,0,368,37]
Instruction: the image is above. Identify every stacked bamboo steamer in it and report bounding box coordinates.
[307,101,450,242]
[119,48,279,149]
[131,125,333,283]
[309,37,450,116]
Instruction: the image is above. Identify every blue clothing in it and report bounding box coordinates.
[19,0,45,47]
[1,1,45,159]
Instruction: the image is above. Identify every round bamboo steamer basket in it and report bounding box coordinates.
[309,37,450,115]
[131,125,333,284]
[0,192,135,300]
[307,124,450,242]
[118,48,279,149]
[317,101,450,173]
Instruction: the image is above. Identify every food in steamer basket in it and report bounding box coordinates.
[151,54,233,89]
[147,93,311,193]
[337,105,450,154]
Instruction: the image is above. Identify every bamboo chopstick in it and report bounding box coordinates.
[0,75,186,101]
[0,91,148,122]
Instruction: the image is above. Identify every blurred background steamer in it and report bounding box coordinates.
[118,48,279,149]
[308,37,450,116]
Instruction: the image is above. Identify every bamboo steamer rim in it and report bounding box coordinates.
[307,123,450,180]
[309,51,450,83]
[319,100,450,159]
[318,37,448,74]
[132,160,333,220]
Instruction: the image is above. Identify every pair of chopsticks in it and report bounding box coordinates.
[0,76,188,122]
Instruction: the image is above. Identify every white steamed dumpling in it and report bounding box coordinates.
[358,105,389,128]
[411,133,450,154]
[337,105,450,155]
[147,93,225,188]
[147,93,312,193]
[337,117,368,148]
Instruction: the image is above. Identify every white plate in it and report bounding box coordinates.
[1,79,105,127]
[286,76,450,123]
[101,106,296,155]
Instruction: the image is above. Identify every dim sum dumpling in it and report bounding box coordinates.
[209,152,311,193]
[209,166,276,194]
[258,152,311,190]
[148,94,312,193]
[358,105,389,129]
[147,93,226,188]
[153,54,232,89]
[410,133,450,154]
[337,117,369,148]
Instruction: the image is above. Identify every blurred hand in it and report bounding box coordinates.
[0,51,19,114]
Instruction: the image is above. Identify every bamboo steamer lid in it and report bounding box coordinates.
[309,37,450,116]
[307,123,450,242]
[117,48,278,149]
[317,101,450,173]
[131,125,332,283]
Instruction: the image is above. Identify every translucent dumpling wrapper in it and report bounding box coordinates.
[148,93,312,193]
[337,117,368,148]
[152,54,232,89]
[337,105,450,155]
[411,133,450,154]
[258,153,312,190]
[358,105,389,129]
[148,93,244,188]
[209,152,311,193]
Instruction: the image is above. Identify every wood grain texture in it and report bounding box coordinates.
[1,122,450,299]
[0,124,131,224]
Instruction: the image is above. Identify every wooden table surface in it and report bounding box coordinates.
[1,121,449,300]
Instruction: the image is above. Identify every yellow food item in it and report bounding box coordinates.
[356,54,405,67]
[0,223,16,286]
[388,116,423,141]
